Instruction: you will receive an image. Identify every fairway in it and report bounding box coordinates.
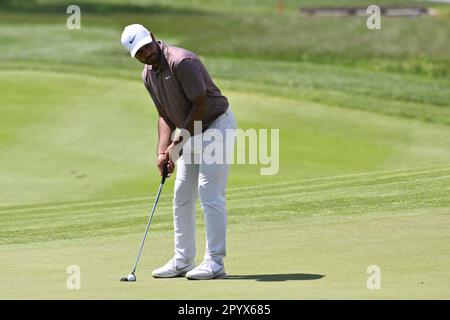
[1,0,450,299]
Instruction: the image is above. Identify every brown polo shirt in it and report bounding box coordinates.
[142,41,229,130]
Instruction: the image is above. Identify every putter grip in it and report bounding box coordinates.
[161,164,169,184]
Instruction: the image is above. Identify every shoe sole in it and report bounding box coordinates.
[152,273,186,278]
[186,272,227,280]
[152,268,194,278]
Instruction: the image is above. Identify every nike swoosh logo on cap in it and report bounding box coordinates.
[129,35,136,44]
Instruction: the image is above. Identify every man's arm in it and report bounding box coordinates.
[166,59,209,164]
[181,93,209,136]
[142,67,176,175]
[174,59,210,136]
[157,116,175,155]
[164,93,208,167]
[157,116,175,176]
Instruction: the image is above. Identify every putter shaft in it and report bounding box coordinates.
[129,166,169,275]
[131,182,164,273]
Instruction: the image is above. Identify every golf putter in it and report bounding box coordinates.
[120,165,169,282]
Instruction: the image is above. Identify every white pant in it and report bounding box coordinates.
[173,107,237,264]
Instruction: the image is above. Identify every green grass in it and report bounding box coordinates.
[2,1,450,78]
[1,166,449,299]
[0,0,449,299]
[1,70,449,206]
[1,0,434,15]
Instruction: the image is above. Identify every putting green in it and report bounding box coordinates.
[0,71,449,299]
[0,166,449,299]
[1,0,450,299]
[1,71,449,207]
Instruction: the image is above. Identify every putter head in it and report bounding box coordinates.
[120,273,136,282]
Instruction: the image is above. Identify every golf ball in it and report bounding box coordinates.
[127,273,136,281]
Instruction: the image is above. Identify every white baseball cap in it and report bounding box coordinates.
[121,24,153,58]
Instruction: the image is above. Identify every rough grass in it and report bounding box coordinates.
[1,1,450,78]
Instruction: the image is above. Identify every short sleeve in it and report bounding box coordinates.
[174,58,207,101]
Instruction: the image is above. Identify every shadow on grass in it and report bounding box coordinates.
[0,0,204,15]
[226,273,325,282]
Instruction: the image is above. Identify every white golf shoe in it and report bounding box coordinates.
[152,258,195,278]
[185,258,227,280]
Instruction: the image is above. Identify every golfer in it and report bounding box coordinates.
[121,24,236,280]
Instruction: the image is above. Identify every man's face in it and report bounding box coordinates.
[135,42,160,65]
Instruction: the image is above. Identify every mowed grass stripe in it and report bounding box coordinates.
[228,168,450,201]
[1,166,449,245]
[1,165,449,217]
[1,164,448,211]
[2,170,448,229]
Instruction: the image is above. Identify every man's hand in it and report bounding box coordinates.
[165,141,182,173]
[157,149,176,177]
[157,152,174,177]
